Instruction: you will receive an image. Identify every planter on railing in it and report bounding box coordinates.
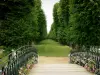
[70,46,100,74]
[1,45,38,75]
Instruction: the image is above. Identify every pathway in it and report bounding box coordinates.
[29,56,93,75]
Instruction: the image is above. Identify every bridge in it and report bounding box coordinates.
[29,57,93,75]
[0,45,100,75]
[1,45,38,75]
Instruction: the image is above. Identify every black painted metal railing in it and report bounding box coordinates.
[70,46,100,74]
[1,45,38,75]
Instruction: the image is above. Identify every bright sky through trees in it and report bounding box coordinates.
[41,0,60,33]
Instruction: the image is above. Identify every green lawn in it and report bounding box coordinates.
[35,39,71,57]
[39,39,61,45]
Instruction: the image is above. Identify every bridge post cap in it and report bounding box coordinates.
[11,49,14,51]
[0,70,2,73]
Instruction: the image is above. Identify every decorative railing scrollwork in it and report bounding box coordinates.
[1,45,38,75]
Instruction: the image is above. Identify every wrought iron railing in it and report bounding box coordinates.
[70,46,100,74]
[0,45,38,75]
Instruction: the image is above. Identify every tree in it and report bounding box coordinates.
[50,0,100,48]
[0,0,47,50]
[48,23,56,40]
[49,0,70,44]
[37,9,47,42]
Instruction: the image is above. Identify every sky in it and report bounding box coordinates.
[41,0,60,33]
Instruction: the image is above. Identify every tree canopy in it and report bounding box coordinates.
[49,0,100,47]
[0,0,47,49]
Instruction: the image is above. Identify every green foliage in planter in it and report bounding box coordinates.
[88,60,96,69]
[19,57,35,75]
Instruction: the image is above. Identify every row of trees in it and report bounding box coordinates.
[0,0,47,49]
[48,0,100,48]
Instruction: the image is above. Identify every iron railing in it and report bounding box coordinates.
[0,45,38,75]
[70,46,100,74]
